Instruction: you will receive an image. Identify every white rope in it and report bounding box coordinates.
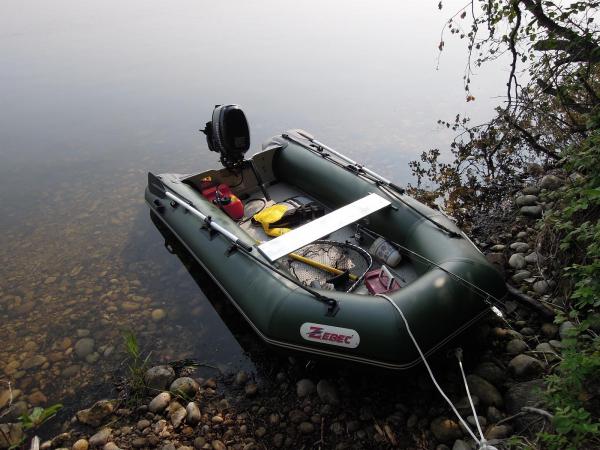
[377,294,500,450]
[456,349,486,442]
[376,294,481,444]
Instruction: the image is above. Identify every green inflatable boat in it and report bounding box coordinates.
[145,105,506,370]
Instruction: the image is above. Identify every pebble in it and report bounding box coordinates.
[489,244,505,251]
[511,270,531,282]
[535,343,559,362]
[522,185,540,195]
[473,362,504,386]
[486,406,503,423]
[103,443,120,450]
[541,323,558,338]
[74,338,95,359]
[193,437,206,449]
[185,402,201,425]
[520,205,543,218]
[296,379,315,398]
[22,355,47,370]
[465,375,503,407]
[508,253,526,269]
[515,195,538,206]
[136,419,150,430]
[169,402,186,428]
[298,421,315,434]
[452,440,472,450]
[244,383,258,397]
[89,428,111,447]
[485,424,513,440]
[272,433,284,448]
[149,392,171,413]
[151,309,166,322]
[506,339,528,354]
[559,321,576,339]
[316,379,339,404]
[430,417,462,442]
[255,426,266,438]
[524,251,543,264]
[211,440,226,450]
[539,174,563,190]
[533,280,550,294]
[170,377,199,397]
[234,370,248,385]
[508,354,545,379]
[509,242,529,253]
[145,366,175,391]
[72,439,89,450]
[76,400,115,427]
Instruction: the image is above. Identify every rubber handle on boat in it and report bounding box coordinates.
[237,240,253,252]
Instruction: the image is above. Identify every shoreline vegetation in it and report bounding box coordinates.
[1,0,599,449]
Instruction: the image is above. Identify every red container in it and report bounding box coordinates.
[365,267,401,295]
[201,183,244,220]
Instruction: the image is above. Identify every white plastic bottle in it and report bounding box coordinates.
[369,237,402,267]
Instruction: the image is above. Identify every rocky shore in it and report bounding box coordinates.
[1,168,573,450]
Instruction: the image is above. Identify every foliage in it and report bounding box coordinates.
[122,331,151,405]
[411,0,600,226]
[18,404,63,431]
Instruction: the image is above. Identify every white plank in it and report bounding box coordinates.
[258,193,390,261]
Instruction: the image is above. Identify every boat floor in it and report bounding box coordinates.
[238,181,418,295]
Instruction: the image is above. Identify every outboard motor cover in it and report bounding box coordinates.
[202,104,250,168]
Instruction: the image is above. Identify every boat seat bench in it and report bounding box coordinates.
[257,193,390,261]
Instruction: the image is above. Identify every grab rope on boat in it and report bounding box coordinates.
[377,294,498,450]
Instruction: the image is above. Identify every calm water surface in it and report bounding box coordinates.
[0,0,505,417]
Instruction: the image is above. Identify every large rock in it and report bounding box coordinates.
[430,417,462,442]
[0,423,23,448]
[465,375,503,407]
[76,400,115,427]
[296,379,315,398]
[170,377,199,398]
[316,380,339,405]
[75,338,95,359]
[508,355,545,379]
[539,175,563,190]
[144,365,175,392]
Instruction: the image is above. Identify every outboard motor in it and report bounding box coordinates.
[202,104,250,169]
[201,104,270,200]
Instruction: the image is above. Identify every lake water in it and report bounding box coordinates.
[0,0,505,418]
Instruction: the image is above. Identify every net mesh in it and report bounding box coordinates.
[279,240,372,292]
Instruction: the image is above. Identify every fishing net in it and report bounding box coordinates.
[279,240,372,292]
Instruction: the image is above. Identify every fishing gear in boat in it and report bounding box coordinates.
[148,172,340,315]
[280,240,372,293]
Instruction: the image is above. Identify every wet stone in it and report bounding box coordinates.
[298,421,315,434]
[533,280,550,294]
[508,354,545,379]
[520,205,543,218]
[211,440,226,450]
[465,375,503,407]
[508,254,526,269]
[151,309,166,322]
[430,417,462,443]
[74,338,95,359]
[89,428,111,447]
[317,379,339,405]
[511,270,531,282]
[185,402,201,425]
[76,400,115,427]
[509,242,529,253]
[21,354,47,370]
[149,392,171,413]
[515,195,538,206]
[145,365,175,391]
[296,378,315,398]
[73,439,89,450]
[506,339,528,355]
[170,377,199,398]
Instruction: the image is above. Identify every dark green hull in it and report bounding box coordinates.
[145,133,506,370]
